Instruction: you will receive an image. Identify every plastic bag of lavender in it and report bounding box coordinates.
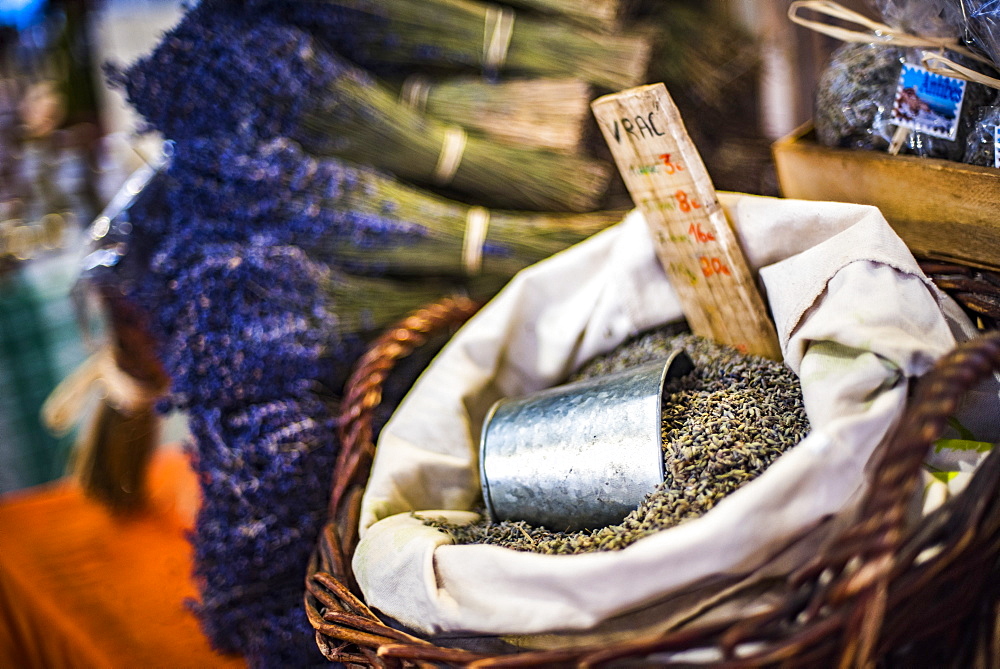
[349,193,999,646]
[809,0,998,161]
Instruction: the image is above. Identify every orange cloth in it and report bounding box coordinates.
[0,449,246,669]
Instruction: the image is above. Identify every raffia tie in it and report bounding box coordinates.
[789,0,1000,88]
[462,206,490,275]
[401,78,467,184]
[42,346,164,435]
[433,126,468,186]
[400,74,432,113]
[921,52,1000,90]
[483,5,515,74]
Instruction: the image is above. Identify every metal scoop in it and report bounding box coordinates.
[479,349,694,532]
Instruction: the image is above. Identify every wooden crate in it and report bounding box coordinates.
[772,123,1000,271]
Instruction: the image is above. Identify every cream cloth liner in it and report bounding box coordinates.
[354,193,988,640]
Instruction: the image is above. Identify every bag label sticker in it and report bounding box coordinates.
[891,63,966,141]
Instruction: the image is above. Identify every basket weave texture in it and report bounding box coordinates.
[918,260,1000,330]
[305,290,1000,667]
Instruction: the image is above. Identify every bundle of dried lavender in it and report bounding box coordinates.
[255,0,651,89]
[165,135,624,278]
[114,5,613,211]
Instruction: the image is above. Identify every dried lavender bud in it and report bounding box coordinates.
[426,327,810,555]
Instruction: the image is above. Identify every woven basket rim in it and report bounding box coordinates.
[306,291,1000,667]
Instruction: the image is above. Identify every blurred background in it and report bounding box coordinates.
[0,0,862,494]
[0,0,181,492]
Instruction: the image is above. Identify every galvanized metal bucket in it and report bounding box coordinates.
[479,349,694,531]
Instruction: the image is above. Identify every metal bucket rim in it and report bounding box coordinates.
[479,397,506,522]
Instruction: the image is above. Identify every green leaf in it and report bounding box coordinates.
[933,438,994,454]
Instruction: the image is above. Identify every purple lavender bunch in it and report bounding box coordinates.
[186,396,338,667]
[241,0,403,77]
[128,234,361,667]
[242,0,451,77]
[113,5,356,146]
[81,190,352,666]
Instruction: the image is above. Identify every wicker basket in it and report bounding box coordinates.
[305,280,1000,667]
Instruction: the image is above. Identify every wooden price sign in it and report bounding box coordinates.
[591,83,782,360]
